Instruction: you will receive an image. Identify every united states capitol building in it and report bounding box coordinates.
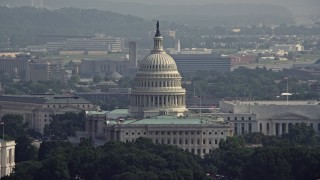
[74,22,233,156]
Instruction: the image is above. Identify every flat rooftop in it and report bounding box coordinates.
[222,100,319,106]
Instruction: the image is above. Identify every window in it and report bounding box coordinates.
[259,123,262,132]
[221,132,224,135]
[155,132,158,135]
[241,117,244,120]
[179,131,182,135]
[249,117,251,120]
[138,132,140,135]
[179,139,182,144]
[209,140,212,144]
[203,140,206,144]
[161,131,164,135]
[227,117,230,120]
[191,139,194,144]
[203,132,206,135]
[209,132,212,135]
[167,140,170,144]
[132,132,134,135]
[197,131,200,135]
[215,140,218,144]
[185,131,188,135]
[126,132,128,135]
[155,139,158,144]
[235,117,237,120]
[203,149,206,154]
[167,132,170,135]
[197,139,200,144]
[185,140,188,144]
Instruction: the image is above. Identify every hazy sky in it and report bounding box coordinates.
[111,0,320,15]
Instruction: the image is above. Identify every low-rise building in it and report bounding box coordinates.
[75,111,233,157]
[219,100,320,136]
[0,94,97,133]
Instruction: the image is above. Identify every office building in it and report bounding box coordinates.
[0,54,30,79]
[170,54,231,73]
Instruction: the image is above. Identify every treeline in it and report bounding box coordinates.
[185,67,319,100]
[2,114,320,180]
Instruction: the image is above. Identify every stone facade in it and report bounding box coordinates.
[0,140,15,178]
[0,95,96,134]
[219,100,320,136]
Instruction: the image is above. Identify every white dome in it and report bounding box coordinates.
[139,52,178,72]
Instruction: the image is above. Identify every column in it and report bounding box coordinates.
[161,95,164,107]
[279,123,282,136]
[148,95,151,107]
[157,95,160,107]
[273,123,276,136]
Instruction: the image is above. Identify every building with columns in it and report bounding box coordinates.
[73,22,233,156]
[0,139,15,178]
[0,94,97,134]
[129,21,188,118]
[219,100,320,136]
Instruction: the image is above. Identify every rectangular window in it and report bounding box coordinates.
[249,123,252,133]
[259,123,262,132]
[203,139,206,144]
[185,140,188,144]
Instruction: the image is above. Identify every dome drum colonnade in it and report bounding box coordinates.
[129,21,188,117]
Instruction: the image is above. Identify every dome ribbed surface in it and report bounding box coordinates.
[139,53,178,71]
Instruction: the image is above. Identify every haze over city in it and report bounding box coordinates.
[0,0,320,179]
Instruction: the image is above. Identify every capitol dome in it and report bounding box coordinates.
[129,21,188,118]
[139,53,178,72]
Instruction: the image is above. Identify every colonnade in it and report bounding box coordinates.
[131,94,186,107]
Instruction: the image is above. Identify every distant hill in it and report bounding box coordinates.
[0,0,295,26]
[0,6,150,47]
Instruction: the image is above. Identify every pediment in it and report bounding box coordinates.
[268,112,310,120]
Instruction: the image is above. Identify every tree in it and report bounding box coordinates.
[282,123,318,146]
[43,112,85,140]
[93,76,102,83]
[1,114,28,140]
[15,135,38,163]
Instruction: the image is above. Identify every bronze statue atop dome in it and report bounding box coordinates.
[155,20,161,37]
